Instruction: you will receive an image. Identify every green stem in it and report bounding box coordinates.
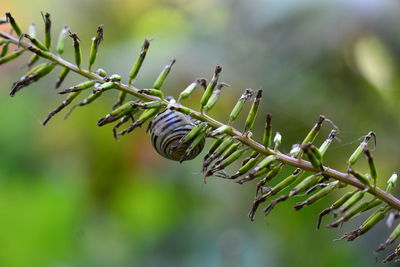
[3,31,400,211]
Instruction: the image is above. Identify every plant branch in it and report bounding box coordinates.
[3,31,400,211]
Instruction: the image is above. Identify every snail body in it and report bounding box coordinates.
[148,109,205,161]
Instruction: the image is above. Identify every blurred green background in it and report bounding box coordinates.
[1,0,400,266]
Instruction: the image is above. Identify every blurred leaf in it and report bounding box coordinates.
[354,35,396,92]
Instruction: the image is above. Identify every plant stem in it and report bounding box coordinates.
[4,32,400,211]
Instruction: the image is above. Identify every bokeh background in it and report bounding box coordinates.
[1,0,400,266]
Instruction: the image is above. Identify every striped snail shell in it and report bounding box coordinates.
[149,108,205,161]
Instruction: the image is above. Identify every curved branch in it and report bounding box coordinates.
[4,31,400,211]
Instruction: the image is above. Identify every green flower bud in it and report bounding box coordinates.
[97,101,137,126]
[204,82,230,112]
[95,68,107,77]
[347,168,371,187]
[42,91,82,125]
[128,39,150,84]
[69,32,82,67]
[229,88,254,124]
[348,131,375,167]
[249,169,303,221]
[302,143,323,170]
[27,46,52,60]
[27,54,40,68]
[329,198,381,228]
[364,148,377,185]
[0,48,25,65]
[376,223,400,252]
[178,78,206,102]
[58,80,96,94]
[203,137,234,172]
[88,25,104,71]
[93,82,115,93]
[317,190,357,229]
[9,63,55,96]
[138,88,164,98]
[41,12,52,49]
[294,181,339,211]
[109,74,121,82]
[56,25,69,55]
[28,23,36,38]
[289,174,321,197]
[180,122,207,144]
[153,58,176,90]
[302,115,325,145]
[200,65,222,112]
[211,148,247,173]
[203,137,223,163]
[318,129,337,156]
[263,113,272,149]
[338,206,389,241]
[23,33,48,51]
[337,190,366,214]
[55,67,70,89]
[119,107,161,136]
[180,128,208,163]
[244,89,262,133]
[5,12,22,36]
[0,43,9,57]
[386,173,398,194]
[208,125,232,137]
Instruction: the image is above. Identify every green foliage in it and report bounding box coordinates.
[1,12,400,264]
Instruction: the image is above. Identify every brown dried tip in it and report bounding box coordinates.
[266,113,272,124]
[215,65,222,74]
[42,99,74,126]
[9,75,36,97]
[336,229,361,241]
[256,89,263,99]
[263,195,288,217]
[365,131,377,146]
[316,115,325,130]
[197,78,207,89]
[317,207,332,229]
[236,174,252,184]
[97,114,115,126]
[382,245,400,263]
[41,12,51,29]
[202,154,216,172]
[117,121,141,137]
[248,195,269,221]
[55,76,67,89]
[201,169,212,178]
[142,39,150,49]
[255,182,265,196]
[112,116,131,140]
[327,218,344,228]
[68,31,80,41]
[165,58,176,72]
[95,25,104,43]
[329,129,337,139]
[293,201,307,211]
[376,240,393,253]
